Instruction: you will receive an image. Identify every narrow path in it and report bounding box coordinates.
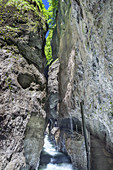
[91,135,113,170]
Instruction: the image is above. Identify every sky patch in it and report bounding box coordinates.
[42,0,49,9]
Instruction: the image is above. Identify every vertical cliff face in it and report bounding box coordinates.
[53,0,113,164]
[0,1,47,169]
[47,59,60,122]
[47,59,87,170]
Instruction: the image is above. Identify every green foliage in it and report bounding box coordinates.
[6,0,34,11]
[45,28,53,65]
[3,0,58,65]
[48,0,58,27]
[32,0,58,65]
[5,0,47,24]
[44,0,58,65]
[34,0,49,19]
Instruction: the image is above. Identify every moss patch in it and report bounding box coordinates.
[0,0,46,47]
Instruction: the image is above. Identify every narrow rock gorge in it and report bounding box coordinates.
[0,0,113,170]
[51,0,113,169]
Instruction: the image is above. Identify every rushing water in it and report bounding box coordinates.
[38,135,73,170]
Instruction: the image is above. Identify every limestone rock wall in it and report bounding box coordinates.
[0,0,47,72]
[54,0,113,166]
[65,132,87,170]
[47,59,60,124]
[0,1,47,169]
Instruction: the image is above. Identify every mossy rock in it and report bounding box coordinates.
[0,0,47,72]
[0,0,46,41]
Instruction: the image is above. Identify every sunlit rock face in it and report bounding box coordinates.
[0,1,47,169]
[53,0,113,167]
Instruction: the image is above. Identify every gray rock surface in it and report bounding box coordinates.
[53,0,113,167]
[47,59,60,120]
[54,118,87,170]
[0,1,47,169]
[23,111,46,170]
[65,132,87,170]
[0,49,46,170]
[0,0,47,72]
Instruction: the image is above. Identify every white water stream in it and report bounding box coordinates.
[39,135,73,170]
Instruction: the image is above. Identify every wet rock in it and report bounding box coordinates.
[39,152,52,165]
[51,127,60,144]
[51,127,59,135]
[52,154,71,164]
[53,125,87,170]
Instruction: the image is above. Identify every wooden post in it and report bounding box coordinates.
[80,101,90,170]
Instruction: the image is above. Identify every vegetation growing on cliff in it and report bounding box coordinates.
[0,0,58,64]
[44,0,58,65]
[6,0,58,65]
[0,0,47,45]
